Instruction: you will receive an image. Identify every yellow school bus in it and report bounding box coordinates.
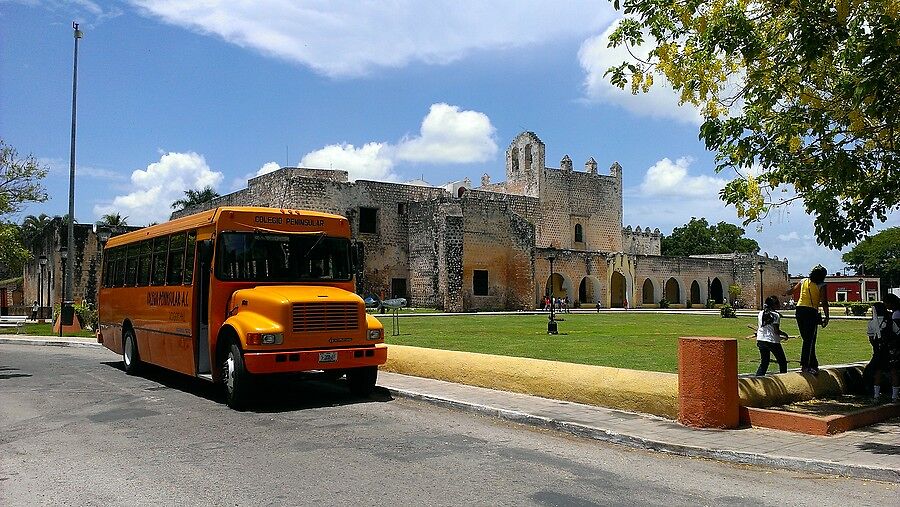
[98,206,386,409]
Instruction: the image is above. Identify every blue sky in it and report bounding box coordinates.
[3,1,890,276]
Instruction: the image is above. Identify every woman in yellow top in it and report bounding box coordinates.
[795,265,830,375]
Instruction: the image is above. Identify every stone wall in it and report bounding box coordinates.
[622,226,662,255]
[634,255,735,307]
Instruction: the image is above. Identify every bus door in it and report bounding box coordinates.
[195,239,214,375]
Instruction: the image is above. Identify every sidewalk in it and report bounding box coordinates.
[2,334,898,482]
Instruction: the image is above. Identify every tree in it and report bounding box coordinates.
[20,213,54,250]
[0,139,48,276]
[96,212,129,228]
[842,227,900,289]
[171,186,219,210]
[661,217,759,257]
[605,1,900,249]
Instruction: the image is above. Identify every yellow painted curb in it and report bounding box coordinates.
[383,344,679,418]
[738,366,863,408]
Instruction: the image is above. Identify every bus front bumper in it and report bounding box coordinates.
[242,344,387,374]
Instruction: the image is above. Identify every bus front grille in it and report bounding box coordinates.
[292,302,360,333]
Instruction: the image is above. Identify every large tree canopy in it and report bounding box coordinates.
[661,217,759,257]
[842,227,900,286]
[0,139,48,276]
[605,1,900,249]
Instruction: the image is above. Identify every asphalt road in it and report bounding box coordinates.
[1,344,897,506]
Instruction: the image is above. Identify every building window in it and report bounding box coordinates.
[574,223,583,243]
[836,291,848,302]
[397,202,407,215]
[359,207,378,234]
[867,291,877,301]
[473,270,489,296]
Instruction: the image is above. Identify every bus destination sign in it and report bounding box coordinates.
[254,215,325,227]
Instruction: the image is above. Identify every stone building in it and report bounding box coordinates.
[173,131,789,311]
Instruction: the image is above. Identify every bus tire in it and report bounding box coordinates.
[347,366,377,396]
[222,341,252,411]
[122,329,141,375]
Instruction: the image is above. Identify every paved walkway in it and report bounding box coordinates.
[2,334,897,482]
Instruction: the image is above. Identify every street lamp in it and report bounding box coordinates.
[64,21,83,337]
[38,255,47,320]
[758,261,765,310]
[547,252,558,335]
[59,247,68,337]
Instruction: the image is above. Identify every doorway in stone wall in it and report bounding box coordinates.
[642,278,655,305]
[710,277,724,304]
[578,276,601,305]
[610,271,627,308]
[690,280,702,305]
[665,277,681,304]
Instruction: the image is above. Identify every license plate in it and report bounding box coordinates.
[318,351,338,363]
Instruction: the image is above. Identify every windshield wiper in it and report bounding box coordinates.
[303,231,326,258]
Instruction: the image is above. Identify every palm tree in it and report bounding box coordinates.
[20,213,53,250]
[172,186,219,210]
[96,213,128,227]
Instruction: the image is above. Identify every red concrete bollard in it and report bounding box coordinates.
[678,337,739,428]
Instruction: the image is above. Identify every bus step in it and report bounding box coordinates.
[197,373,214,382]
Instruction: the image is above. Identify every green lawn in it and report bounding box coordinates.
[380,313,872,374]
[17,323,95,338]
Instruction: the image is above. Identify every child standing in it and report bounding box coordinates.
[756,296,790,376]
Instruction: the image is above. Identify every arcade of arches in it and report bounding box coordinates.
[544,273,729,308]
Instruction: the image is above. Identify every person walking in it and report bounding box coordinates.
[795,265,829,375]
[879,295,900,401]
[755,296,789,376]
[30,300,38,321]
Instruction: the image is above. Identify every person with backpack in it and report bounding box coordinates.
[756,296,790,376]
[876,295,900,401]
[795,265,829,375]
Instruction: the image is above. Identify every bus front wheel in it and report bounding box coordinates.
[223,342,252,411]
[123,329,141,375]
[347,366,377,396]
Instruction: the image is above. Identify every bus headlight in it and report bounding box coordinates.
[247,332,283,345]
[367,329,383,340]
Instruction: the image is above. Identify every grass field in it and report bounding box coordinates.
[17,323,95,338]
[380,313,872,374]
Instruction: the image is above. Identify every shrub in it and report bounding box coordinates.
[720,304,737,318]
[686,300,693,309]
[658,298,670,309]
[705,298,716,309]
[848,302,870,316]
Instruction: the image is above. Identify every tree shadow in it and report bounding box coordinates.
[856,441,900,455]
[101,360,393,413]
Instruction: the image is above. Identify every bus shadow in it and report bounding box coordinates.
[101,361,393,412]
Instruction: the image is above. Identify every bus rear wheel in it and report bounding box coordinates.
[223,342,253,411]
[347,366,377,396]
[123,329,141,375]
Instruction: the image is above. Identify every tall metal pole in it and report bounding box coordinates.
[66,22,82,308]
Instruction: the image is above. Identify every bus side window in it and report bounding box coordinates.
[183,231,196,285]
[126,244,139,286]
[137,240,152,286]
[151,236,169,286]
[166,232,186,285]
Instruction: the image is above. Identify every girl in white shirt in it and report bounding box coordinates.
[756,296,790,376]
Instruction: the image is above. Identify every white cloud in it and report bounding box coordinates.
[255,162,280,177]
[777,231,800,242]
[93,151,223,225]
[639,157,726,197]
[300,142,396,182]
[129,1,615,77]
[395,103,497,163]
[297,103,496,181]
[578,19,702,124]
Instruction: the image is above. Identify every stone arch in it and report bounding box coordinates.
[710,277,724,304]
[690,280,701,304]
[457,187,467,198]
[524,144,533,168]
[664,277,681,304]
[574,223,583,243]
[578,276,602,304]
[545,273,573,301]
[610,271,628,308]
[510,147,519,173]
[642,278,655,305]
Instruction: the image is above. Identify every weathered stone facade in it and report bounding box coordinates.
[173,131,789,310]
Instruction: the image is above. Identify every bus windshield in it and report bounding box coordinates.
[215,232,352,282]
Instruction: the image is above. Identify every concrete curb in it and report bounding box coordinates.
[0,336,101,349]
[384,385,900,484]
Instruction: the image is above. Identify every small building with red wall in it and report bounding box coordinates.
[789,274,881,303]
